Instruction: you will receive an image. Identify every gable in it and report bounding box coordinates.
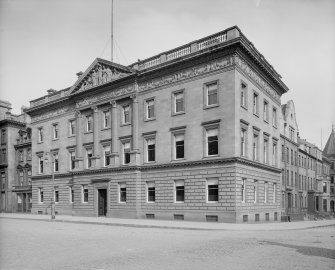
[70,58,135,95]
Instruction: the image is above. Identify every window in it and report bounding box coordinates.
[38,156,44,174]
[241,82,247,108]
[27,148,32,161]
[241,178,246,203]
[54,187,59,203]
[253,93,259,115]
[19,171,24,185]
[122,141,131,165]
[69,186,74,203]
[69,120,76,136]
[207,178,219,202]
[206,128,218,156]
[264,182,268,203]
[69,151,76,170]
[273,183,276,203]
[1,172,5,190]
[1,129,6,145]
[119,183,126,203]
[86,115,93,132]
[272,142,277,166]
[53,124,59,139]
[39,188,44,203]
[173,91,184,113]
[145,99,155,120]
[175,180,185,202]
[19,150,23,162]
[174,134,185,160]
[253,180,258,203]
[263,138,268,164]
[86,148,93,168]
[53,153,59,172]
[38,127,43,142]
[1,149,6,163]
[253,133,258,160]
[241,129,247,156]
[291,149,293,165]
[122,105,130,124]
[272,107,277,127]
[147,182,155,202]
[263,100,269,122]
[82,185,88,203]
[205,82,218,106]
[103,145,111,166]
[323,182,327,193]
[103,111,111,128]
[146,138,156,162]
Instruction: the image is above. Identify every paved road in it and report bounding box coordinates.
[0,219,334,270]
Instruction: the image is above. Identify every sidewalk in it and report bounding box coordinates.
[1,213,334,231]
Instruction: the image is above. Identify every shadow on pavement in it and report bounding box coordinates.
[262,241,335,260]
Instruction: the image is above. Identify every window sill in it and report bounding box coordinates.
[241,105,248,111]
[84,131,93,134]
[144,117,156,122]
[206,201,219,204]
[82,202,88,204]
[174,201,185,204]
[146,201,155,204]
[264,119,269,124]
[37,141,44,144]
[52,138,59,141]
[203,155,219,159]
[172,111,185,117]
[145,161,156,164]
[119,201,126,204]
[203,104,219,110]
[68,135,76,138]
[101,127,111,131]
[253,113,259,118]
[171,158,186,162]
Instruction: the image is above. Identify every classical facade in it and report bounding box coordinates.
[323,126,335,213]
[0,100,31,212]
[27,26,289,223]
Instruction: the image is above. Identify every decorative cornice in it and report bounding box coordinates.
[31,157,281,180]
[31,105,75,123]
[138,55,234,92]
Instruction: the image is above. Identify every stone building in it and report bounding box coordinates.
[280,100,300,220]
[323,126,335,213]
[26,26,289,223]
[0,100,31,212]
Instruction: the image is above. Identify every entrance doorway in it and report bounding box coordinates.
[98,189,107,216]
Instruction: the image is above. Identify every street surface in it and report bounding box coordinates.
[0,218,334,270]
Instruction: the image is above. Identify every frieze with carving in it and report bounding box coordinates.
[75,85,135,108]
[76,64,129,93]
[234,55,280,102]
[139,56,234,91]
[32,105,75,123]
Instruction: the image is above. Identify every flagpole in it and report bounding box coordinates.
[111,0,114,62]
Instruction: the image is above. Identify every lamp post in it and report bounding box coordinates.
[44,152,55,220]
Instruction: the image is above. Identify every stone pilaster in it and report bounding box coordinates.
[110,100,119,166]
[75,111,83,169]
[92,106,100,168]
[130,93,140,165]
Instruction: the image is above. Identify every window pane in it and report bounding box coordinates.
[208,135,218,155]
[208,184,218,201]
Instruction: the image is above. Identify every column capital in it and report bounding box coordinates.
[130,94,138,103]
[91,106,99,113]
[75,110,82,118]
[110,100,117,108]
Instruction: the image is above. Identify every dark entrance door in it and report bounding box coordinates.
[22,193,26,212]
[98,189,107,216]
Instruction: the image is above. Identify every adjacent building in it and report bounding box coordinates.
[26,26,289,223]
[0,100,31,212]
[323,126,335,213]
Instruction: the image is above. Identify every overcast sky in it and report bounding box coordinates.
[0,0,334,149]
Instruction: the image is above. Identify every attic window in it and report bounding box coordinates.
[291,114,293,119]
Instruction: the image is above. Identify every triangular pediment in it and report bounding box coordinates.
[69,58,135,94]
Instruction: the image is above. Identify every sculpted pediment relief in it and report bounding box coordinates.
[70,58,135,94]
